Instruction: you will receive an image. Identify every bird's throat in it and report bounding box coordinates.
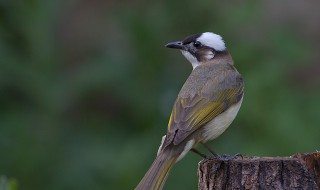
[181,50,199,69]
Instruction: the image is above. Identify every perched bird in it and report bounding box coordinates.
[135,32,244,190]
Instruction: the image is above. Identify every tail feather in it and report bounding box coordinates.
[135,149,178,190]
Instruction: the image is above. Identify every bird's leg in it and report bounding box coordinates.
[200,142,218,156]
[190,148,207,158]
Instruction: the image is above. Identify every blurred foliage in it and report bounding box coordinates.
[0,176,18,190]
[0,0,319,190]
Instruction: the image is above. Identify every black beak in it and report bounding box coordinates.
[165,41,184,50]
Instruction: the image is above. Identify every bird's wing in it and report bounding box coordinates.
[163,64,243,148]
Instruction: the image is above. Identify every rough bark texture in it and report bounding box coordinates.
[198,152,320,190]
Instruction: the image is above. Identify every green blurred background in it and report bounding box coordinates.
[1,0,319,189]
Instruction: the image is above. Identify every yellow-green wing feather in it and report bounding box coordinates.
[164,63,243,147]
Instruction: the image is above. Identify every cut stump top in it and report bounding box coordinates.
[198,152,320,190]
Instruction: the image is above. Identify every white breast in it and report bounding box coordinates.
[202,96,243,142]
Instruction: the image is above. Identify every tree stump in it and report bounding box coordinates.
[198,152,320,190]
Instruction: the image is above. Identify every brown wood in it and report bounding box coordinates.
[198,152,320,190]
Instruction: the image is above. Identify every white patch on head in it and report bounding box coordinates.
[176,139,195,162]
[181,50,199,69]
[197,32,226,51]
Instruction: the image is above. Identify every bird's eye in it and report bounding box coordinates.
[193,41,202,48]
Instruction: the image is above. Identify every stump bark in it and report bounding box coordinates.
[198,152,320,190]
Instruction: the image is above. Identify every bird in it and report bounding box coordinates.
[135,32,244,190]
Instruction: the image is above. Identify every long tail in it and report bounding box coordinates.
[135,149,178,190]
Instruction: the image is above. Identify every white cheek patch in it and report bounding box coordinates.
[197,32,226,51]
[181,50,199,69]
[204,51,214,60]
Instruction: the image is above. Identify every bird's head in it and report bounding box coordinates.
[165,32,227,69]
